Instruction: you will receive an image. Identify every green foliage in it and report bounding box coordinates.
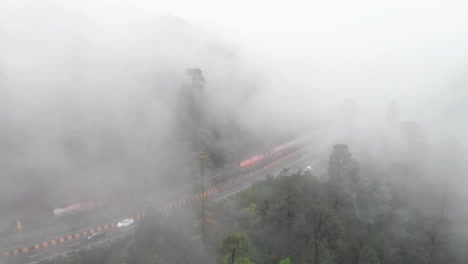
[196,149,214,173]
[233,257,254,264]
[246,203,262,227]
[221,232,251,264]
[359,245,380,264]
[240,186,256,205]
[67,255,83,264]
[52,143,468,264]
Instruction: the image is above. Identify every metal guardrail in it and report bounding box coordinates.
[3,150,303,260]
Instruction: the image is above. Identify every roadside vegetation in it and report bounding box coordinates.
[44,142,467,264]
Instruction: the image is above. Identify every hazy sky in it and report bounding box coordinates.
[153,0,468,139]
[155,0,468,90]
[1,0,467,141]
[0,0,468,230]
[1,0,468,244]
[93,0,468,115]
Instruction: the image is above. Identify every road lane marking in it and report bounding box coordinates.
[28,253,43,258]
[66,242,80,248]
[3,145,308,258]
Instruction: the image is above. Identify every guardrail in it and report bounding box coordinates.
[3,150,301,258]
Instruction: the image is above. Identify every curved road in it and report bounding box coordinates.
[2,124,349,264]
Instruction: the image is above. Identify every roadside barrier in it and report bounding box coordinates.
[3,151,300,257]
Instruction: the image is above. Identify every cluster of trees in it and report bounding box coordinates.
[178,68,298,175]
[42,143,467,264]
[0,66,283,236]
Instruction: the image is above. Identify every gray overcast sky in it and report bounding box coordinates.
[153,0,468,135]
[155,0,468,59]
[1,0,468,140]
[3,0,467,97]
[134,0,468,103]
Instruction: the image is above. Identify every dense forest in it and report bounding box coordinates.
[2,3,468,264]
[46,140,468,264]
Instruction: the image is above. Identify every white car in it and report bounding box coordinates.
[117,219,134,228]
[305,166,312,172]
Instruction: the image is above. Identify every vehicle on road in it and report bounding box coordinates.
[117,219,134,228]
[87,231,106,241]
[305,166,312,171]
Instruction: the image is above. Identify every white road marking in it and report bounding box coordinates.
[66,242,80,248]
[12,142,319,260]
[46,235,59,240]
[28,253,43,258]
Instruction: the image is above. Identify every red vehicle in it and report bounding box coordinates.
[211,136,308,185]
[52,190,130,217]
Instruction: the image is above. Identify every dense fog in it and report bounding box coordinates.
[0,0,467,263]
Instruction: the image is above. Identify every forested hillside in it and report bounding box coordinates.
[48,143,468,264]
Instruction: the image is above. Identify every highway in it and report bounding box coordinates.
[1,124,349,264]
[6,153,319,263]
[213,150,327,203]
[0,178,195,247]
[5,224,137,264]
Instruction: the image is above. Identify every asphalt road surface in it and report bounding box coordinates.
[1,123,350,264]
[4,149,320,264]
[6,225,137,264]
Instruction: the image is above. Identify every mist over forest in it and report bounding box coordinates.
[0,0,467,264]
[0,5,277,200]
